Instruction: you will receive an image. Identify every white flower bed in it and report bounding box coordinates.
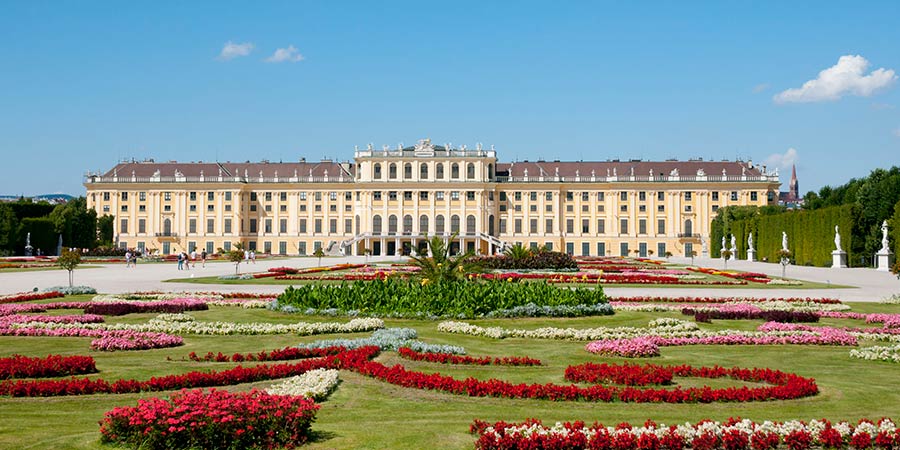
[266,368,340,400]
[17,316,384,336]
[612,300,849,313]
[850,344,900,362]
[298,327,466,354]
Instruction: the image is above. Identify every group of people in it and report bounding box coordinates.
[176,249,208,270]
[124,250,141,268]
[243,250,256,264]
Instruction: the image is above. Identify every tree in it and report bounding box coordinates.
[49,197,98,249]
[647,249,654,258]
[689,250,697,266]
[57,249,81,287]
[219,242,244,275]
[97,215,114,246]
[0,203,19,254]
[409,234,481,284]
[313,248,325,267]
[777,249,793,279]
[721,249,732,269]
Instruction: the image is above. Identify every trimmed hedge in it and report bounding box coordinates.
[276,278,608,318]
[473,251,578,270]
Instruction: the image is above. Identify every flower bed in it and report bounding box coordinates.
[850,344,900,363]
[188,346,343,363]
[335,346,819,403]
[681,307,820,324]
[83,299,209,316]
[0,325,183,351]
[297,327,466,355]
[564,362,673,386]
[583,337,661,357]
[274,278,609,318]
[0,291,65,305]
[99,388,319,450]
[266,368,340,401]
[611,295,843,305]
[0,314,104,325]
[470,417,900,450]
[0,354,97,379]
[397,348,542,366]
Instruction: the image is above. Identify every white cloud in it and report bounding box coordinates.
[753,83,770,93]
[265,45,304,63]
[217,41,254,61]
[773,55,897,103]
[764,148,799,173]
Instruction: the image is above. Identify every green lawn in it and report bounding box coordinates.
[2,300,900,449]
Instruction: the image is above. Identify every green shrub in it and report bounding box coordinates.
[474,251,578,270]
[276,278,608,318]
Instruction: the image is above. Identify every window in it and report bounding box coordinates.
[638,205,646,212]
[620,218,628,234]
[620,191,627,201]
[658,243,666,257]
[547,192,554,201]
[751,191,758,201]
[103,192,110,201]
[530,192,537,201]
[466,163,475,179]
[265,192,272,201]
[684,219,693,236]
[315,192,322,201]
[374,191,382,201]
[208,219,215,233]
[299,219,307,233]
[223,242,231,252]
[374,163,382,179]
[597,192,605,201]
[597,219,606,234]
[265,205,272,212]
[224,219,231,234]
[121,192,129,201]
[450,215,460,233]
[207,204,214,212]
[263,241,271,254]
[189,219,197,234]
[299,192,307,200]
[120,218,128,234]
[451,191,459,200]
[138,219,146,234]
[225,191,232,201]
[566,219,574,234]
[436,163,444,179]
[597,242,606,256]
[451,163,460,179]
[529,219,538,234]
[298,242,306,255]
[249,219,257,233]
[388,215,398,235]
[546,218,553,233]
[566,192,574,201]
[566,242,574,256]
[436,191,444,200]
[712,191,719,201]
[345,192,352,200]
[658,219,665,235]
[620,205,628,212]
[658,191,664,201]
[419,191,428,200]
[582,242,590,256]
[620,242,629,257]
[404,163,412,179]
[208,192,215,201]
[280,219,287,233]
[280,205,287,212]
[514,219,522,234]
[685,192,692,201]
[731,191,738,201]
[189,192,197,201]
[280,192,287,201]
[435,215,445,234]
[639,191,646,201]
[139,205,146,212]
[514,192,522,201]
[315,219,323,233]
[546,204,553,212]
[279,241,287,255]
[566,205,574,212]
[420,163,428,179]
[499,218,507,233]
[250,192,257,201]
[466,215,476,235]
[139,192,146,201]
[657,205,665,212]
[163,205,171,212]
[638,219,647,235]
[164,192,171,201]
[582,219,590,233]
[389,191,397,201]
[345,218,352,234]
[597,204,605,212]
[403,215,413,235]
[300,204,307,211]
[330,192,337,201]
[403,191,412,201]
[581,192,589,201]
[466,191,475,201]
[329,219,337,234]
[419,215,429,234]
[121,205,128,212]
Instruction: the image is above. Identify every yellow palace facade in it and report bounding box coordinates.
[84,139,780,258]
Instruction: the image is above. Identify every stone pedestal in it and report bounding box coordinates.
[747,249,756,262]
[728,249,736,261]
[876,251,894,272]
[831,250,847,269]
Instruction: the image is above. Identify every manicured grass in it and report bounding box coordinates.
[2,300,900,449]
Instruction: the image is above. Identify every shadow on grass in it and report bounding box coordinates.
[308,429,338,444]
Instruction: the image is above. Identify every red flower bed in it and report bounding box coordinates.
[477,272,745,285]
[0,291,65,305]
[100,388,318,449]
[187,346,343,363]
[397,348,542,366]
[683,309,821,324]
[335,347,818,403]
[0,354,97,379]
[564,362,673,386]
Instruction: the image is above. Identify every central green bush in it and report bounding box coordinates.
[276,278,608,318]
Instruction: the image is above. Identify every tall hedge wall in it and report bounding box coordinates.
[715,204,860,267]
[18,217,58,255]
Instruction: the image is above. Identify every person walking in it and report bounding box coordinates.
[200,249,207,268]
[250,250,256,264]
[125,250,132,268]
[177,252,184,270]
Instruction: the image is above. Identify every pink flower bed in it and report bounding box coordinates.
[0,314,104,326]
[0,291,65,305]
[585,338,660,358]
[0,326,183,351]
[611,296,843,305]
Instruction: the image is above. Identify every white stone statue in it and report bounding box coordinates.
[721,236,726,252]
[882,220,890,253]
[730,234,736,250]
[782,231,789,252]
[748,233,754,251]
[834,225,842,252]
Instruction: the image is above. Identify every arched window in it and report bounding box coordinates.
[404,163,412,179]
[466,163,475,180]
[373,163,382,180]
[420,163,428,179]
[372,215,382,234]
[436,163,445,179]
[488,214,495,235]
[419,215,429,235]
[466,215,476,235]
[389,163,397,179]
[163,218,172,235]
[451,163,460,179]
[487,163,494,180]
[450,215,460,233]
[388,215,398,235]
[435,215,445,234]
[684,219,693,236]
[403,215,413,235]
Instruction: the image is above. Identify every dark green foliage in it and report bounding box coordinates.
[409,234,481,283]
[18,217,57,255]
[48,197,98,249]
[97,215,114,246]
[276,278,608,318]
[475,250,577,270]
[8,199,55,221]
[0,204,19,253]
[892,199,900,256]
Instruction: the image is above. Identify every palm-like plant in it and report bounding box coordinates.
[409,234,481,283]
[503,243,532,261]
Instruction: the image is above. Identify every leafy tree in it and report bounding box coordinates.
[218,242,244,274]
[892,199,900,256]
[0,203,18,253]
[721,249,732,269]
[49,197,98,249]
[313,248,325,267]
[777,249,793,279]
[409,234,481,284]
[97,215,114,246]
[689,250,696,266]
[57,249,81,287]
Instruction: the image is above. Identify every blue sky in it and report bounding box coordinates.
[1,1,899,196]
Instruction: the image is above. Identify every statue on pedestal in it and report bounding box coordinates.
[782,232,789,252]
[24,232,33,257]
[881,220,890,253]
[748,233,754,251]
[834,225,842,252]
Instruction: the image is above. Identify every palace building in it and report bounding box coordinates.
[84,139,780,258]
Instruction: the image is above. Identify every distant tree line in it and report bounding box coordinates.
[711,166,900,267]
[0,197,114,256]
